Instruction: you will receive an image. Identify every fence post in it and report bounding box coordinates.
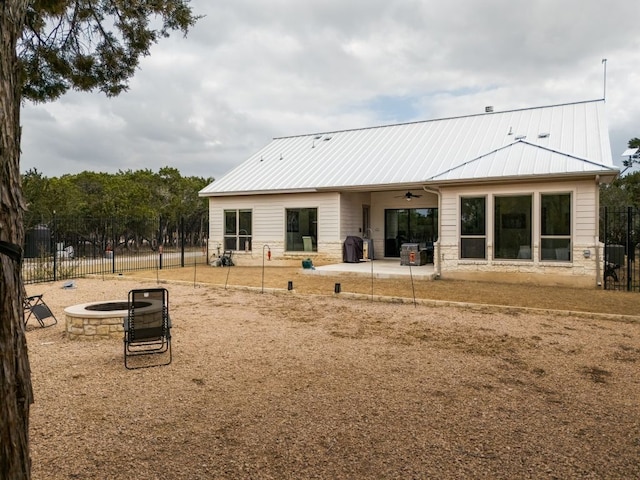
[180,217,185,268]
[52,211,58,282]
[627,207,633,291]
[159,217,163,270]
[110,217,115,274]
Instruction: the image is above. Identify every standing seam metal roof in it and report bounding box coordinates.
[200,99,616,195]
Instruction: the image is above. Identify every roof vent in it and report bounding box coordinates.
[323,136,332,141]
[485,106,493,113]
[538,133,550,138]
[514,135,526,141]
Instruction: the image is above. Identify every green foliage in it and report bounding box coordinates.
[601,169,640,210]
[600,137,640,210]
[21,167,212,229]
[19,1,201,102]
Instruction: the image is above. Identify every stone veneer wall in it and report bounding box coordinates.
[437,242,599,287]
[65,307,125,340]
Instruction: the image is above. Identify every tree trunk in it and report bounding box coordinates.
[1,1,33,479]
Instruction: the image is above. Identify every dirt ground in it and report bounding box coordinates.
[25,269,640,479]
[128,264,640,317]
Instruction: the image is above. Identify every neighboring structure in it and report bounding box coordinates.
[200,99,618,287]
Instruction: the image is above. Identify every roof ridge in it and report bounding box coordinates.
[273,99,605,140]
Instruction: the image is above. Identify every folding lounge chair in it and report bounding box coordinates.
[23,294,58,328]
[220,250,234,266]
[123,288,172,369]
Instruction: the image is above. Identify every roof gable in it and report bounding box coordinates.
[427,140,617,183]
[201,99,616,195]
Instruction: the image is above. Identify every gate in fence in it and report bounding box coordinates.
[601,206,640,291]
[23,215,209,284]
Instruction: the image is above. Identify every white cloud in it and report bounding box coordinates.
[20,0,640,179]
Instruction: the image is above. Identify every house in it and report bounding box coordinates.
[199,99,618,287]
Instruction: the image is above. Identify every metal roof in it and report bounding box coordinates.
[200,99,617,196]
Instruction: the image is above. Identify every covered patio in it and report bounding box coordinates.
[306,259,436,280]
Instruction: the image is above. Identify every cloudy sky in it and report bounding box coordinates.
[20,0,640,181]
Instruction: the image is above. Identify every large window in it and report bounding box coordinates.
[460,197,486,259]
[494,195,532,260]
[224,209,252,251]
[384,208,438,257]
[541,193,571,261]
[286,208,317,252]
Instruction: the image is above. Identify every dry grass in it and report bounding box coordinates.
[25,269,640,479]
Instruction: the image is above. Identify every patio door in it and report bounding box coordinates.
[384,208,438,257]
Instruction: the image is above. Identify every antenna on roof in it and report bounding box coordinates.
[602,58,607,102]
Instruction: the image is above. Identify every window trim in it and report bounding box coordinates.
[223,209,252,252]
[285,207,318,253]
[493,194,533,261]
[539,192,572,262]
[459,195,487,260]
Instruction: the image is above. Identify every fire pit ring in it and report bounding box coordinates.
[64,300,159,340]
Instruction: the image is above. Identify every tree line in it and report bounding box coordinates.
[22,166,212,232]
[22,167,213,256]
[600,137,640,210]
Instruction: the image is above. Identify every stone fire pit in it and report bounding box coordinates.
[64,300,152,340]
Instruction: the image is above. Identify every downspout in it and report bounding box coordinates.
[423,186,442,278]
[594,175,602,286]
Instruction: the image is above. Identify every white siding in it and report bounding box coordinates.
[207,193,341,262]
[340,192,371,238]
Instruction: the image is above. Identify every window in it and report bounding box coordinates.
[494,195,532,260]
[460,197,486,259]
[224,209,252,251]
[541,193,571,261]
[286,208,317,252]
[384,208,438,257]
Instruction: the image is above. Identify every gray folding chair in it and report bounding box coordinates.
[23,294,58,328]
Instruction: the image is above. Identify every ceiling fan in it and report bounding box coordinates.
[395,191,422,201]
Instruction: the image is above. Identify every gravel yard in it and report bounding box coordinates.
[25,274,640,479]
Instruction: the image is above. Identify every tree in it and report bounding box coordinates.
[601,137,640,211]
[0,2,199,478]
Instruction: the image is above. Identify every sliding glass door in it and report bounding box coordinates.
[384,208,438,257]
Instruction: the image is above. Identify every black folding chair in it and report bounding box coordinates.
[123,288,172,369]
[23,294,58,328]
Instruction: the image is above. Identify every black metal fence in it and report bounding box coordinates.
[23,215,209,284]
[601,206,640,291]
